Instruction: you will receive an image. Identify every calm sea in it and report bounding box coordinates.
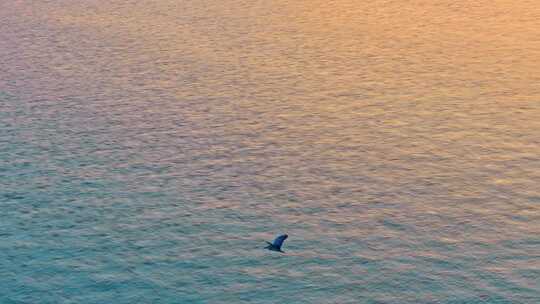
[1,1,539,303]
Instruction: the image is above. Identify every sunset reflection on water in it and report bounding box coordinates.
[1,0,539,303]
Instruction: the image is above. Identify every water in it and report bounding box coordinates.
[1,1,539,303]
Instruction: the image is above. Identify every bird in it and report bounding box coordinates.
[265,234,288,253]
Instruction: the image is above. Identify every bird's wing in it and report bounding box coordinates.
[272,234,288,248]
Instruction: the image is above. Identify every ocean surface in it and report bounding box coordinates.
[1,1,539,303]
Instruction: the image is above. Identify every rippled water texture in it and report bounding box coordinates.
[1,1,540,303]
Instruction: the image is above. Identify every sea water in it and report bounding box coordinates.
[1,1,539,303]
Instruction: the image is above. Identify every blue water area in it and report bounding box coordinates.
[1,1,539,303]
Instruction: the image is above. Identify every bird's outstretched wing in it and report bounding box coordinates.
[272,234,288,249]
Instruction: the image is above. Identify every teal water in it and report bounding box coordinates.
[1,1,539,303]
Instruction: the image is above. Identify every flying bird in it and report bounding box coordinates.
[265,234,288,253]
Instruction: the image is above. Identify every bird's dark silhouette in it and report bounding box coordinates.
[265,234,288,253]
